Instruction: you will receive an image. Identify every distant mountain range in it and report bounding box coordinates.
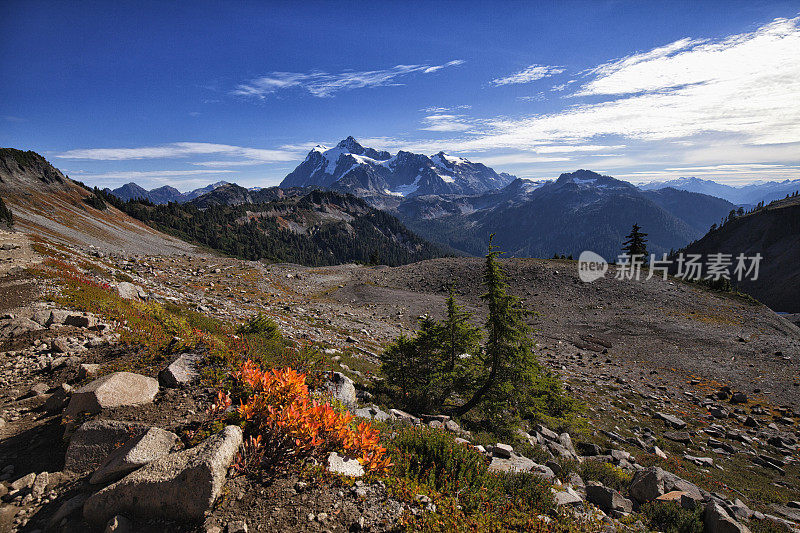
[639,176,800,206]
[98,136,798,263]
[107,181,231,204]
[681,194,800,312]
[280,136,515,201]
[397,170,736,259]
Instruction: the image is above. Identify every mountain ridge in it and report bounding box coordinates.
[640,176,800,206]
[280,136,515,198]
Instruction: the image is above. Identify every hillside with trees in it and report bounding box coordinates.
[98,188,450,266]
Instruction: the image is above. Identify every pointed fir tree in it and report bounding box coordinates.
[0,196,13,229]
[451,235,569,430]
[621,223,648,258]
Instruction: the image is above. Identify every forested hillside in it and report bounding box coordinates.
[97,188,449,266]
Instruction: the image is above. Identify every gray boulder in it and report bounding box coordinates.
[488,454,539,474]
[585,482,633,513]
[65,419,151,473]
[354,405,390,421]
[325,372,356,408]
[389,409,420,424]
[0,317,44,336]
[654,412,687,429]
[65,372,159,417]
[90,427,179,485]
[115,282,147,300]
[629,466,702,503]
[491,443,514,458]
[83,425,242,526]
[158,353,202,388]
[554,489,583,507]
[705,500,752,533]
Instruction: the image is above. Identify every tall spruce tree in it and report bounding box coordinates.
[621,223,648,257]
[451,235,566,429]
[0,196,13,229]
[381,235,572,431]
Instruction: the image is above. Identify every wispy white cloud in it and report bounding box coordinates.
[423,59,465,73]
[233,60,465,99]
[56,142,301,163]
[517,94,546,102]
[67,169,235,180]
[385,16,800,183]
[420,114,474,132]
[421,104,472,113]
[491,64,565,86]
[478,154,572,165]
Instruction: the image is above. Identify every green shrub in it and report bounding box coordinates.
[640,501,704,533]
[750,518,795,533]
[237,313,279,337]
[0,196,12,228]
[500,471,555,514]
[390,427,496,511]
[515,440,553,465]
[82,192,107,210]
[578,461,632,491]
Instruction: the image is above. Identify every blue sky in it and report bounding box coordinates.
[2,0,799,191]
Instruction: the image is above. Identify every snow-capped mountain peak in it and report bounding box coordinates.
[280,137,515,197]
[432,152,468,169]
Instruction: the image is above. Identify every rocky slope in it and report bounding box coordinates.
[681,195,800,312]
[0,227,798,531]
[0,149,197,256]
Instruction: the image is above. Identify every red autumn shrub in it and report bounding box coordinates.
[228,360,390,473]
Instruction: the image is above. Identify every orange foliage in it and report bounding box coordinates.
[233,361,391,473]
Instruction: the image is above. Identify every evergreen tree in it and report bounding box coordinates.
[380,317,445,413]
[0,196,13,229]
[452,235,566,429]
[439,286,482,401]
[382,235,573,432]
[621,223,648,257]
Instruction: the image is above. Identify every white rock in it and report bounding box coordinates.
[326,452,364,477]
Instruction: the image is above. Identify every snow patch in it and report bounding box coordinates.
[390,175,422,197]
[432,153,469,168]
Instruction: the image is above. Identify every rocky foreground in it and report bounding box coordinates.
[0,232,798,532]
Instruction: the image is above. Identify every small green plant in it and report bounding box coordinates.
[390,427,495,511]
[639,501,704,533]
[237,313,279,337]
[500,471,555,514]
[578,461,632,491]
[749,517,796,533]
[0,196,13,228]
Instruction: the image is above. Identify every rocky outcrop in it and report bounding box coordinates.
[65,420,151,473]
[158,353,202,387]
[629,466,702,504]
[89,427,179,485]
[65,372,159,417]
[83,425,242,526]
[325,371,356,408]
